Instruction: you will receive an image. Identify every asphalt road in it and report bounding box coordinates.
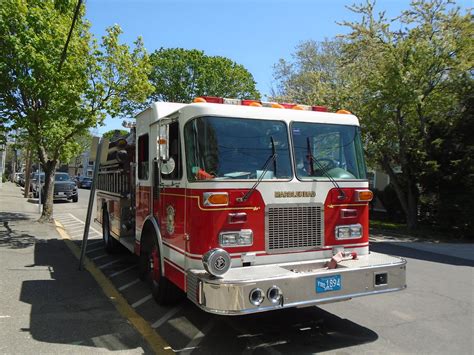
[53,187,474,354]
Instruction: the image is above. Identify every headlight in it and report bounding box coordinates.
[335,224,362,240]
[219,229,253,247]
[202,248,231,277]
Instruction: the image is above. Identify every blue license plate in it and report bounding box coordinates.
[316,275,342,293]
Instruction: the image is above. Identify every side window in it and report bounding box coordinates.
[138,134,149,180]
[162,122,182,180]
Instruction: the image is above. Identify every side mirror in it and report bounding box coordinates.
[160,156,176,175]
[158,125,169,162]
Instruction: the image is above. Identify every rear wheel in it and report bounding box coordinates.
[102,210,117,253]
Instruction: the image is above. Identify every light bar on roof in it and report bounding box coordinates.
[193,96,331,112]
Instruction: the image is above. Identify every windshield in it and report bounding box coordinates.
[55,173,71,182]
[184,116,292,181]
[292,122,367,180]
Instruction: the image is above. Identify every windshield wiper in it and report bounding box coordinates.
[237,137,277,203]
[306,137,346,200]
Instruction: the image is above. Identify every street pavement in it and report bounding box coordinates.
[1,182,473,354]
[0,182,153,354]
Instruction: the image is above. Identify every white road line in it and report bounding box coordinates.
[118,279,140,291]
[98,259,121,269]
[151,305,183,328]
[86,246,105,253]
[67,226,85,232]
[86,240,103,246]
[61,222,81,227]
[180,318,216,352]
[63,213,101,234]
[91,254,109,261]
[109,265,136,278]
[131,294,153,308]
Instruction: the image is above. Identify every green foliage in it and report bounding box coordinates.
[0,0,153,220]
[148,48,260,103]
[272,0,473,232]
[271,39,350,110]
[102,129,129,141]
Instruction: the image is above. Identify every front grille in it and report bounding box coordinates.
[55,184,72,192]
[265,204,323,253]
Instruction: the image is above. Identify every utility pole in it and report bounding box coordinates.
[23,149,32,198]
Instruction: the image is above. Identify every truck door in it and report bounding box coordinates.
[157,120,186,288]
[135,133,151,236]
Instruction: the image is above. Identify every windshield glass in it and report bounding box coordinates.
[55,173,71,182]
[292,122,367,180]
[184,116,292,181]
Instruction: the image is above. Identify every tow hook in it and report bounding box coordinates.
[327,251,357,269]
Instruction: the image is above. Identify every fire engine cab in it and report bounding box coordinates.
[96,96,406,315]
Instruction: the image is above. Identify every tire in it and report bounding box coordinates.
[72,195,78,203]
[139,234,181,305]
[102,210,117,253]
[138,243,150,281]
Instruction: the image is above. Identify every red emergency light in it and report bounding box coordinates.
[194,96,224,104]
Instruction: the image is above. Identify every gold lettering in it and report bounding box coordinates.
[274,191,316,198]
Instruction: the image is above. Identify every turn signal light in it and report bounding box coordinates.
[203,192,229,206]
[355,190,373,202]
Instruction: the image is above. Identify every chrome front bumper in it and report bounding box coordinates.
[187,252,406,315]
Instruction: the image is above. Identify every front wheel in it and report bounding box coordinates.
[139,236,181,305]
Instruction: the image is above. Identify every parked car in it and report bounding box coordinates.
[14,173,24,186]
[30,172,45,196]
[74,176,87,187]
[19,173,25,187]
[79,177,92,189]
[37,172,78,203]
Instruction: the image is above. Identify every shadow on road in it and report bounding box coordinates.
[18,238,153,353]
[149,298,378,353]
[0,212,31,222]
[371,242,474,267]
[0,218,37,249]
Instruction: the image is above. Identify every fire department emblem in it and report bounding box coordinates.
[166,205,175,235]
[214,256,227,271]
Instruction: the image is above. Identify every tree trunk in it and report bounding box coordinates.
[406,183,419,230]
[38,160,57,223]
[381,158,419,230]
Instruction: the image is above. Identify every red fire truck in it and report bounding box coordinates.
[96,97,406,315]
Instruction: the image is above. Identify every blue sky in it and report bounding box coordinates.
[85,0,471,134]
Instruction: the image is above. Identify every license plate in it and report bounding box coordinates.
[58,192,65,196]
[316,275,342,293]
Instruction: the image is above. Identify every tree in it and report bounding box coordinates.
[339,0,473,229]
[271,39,350,110]
[102,129,129,141]
[271,0,473,230]
[148,48,260,103]
[0,0,153,222]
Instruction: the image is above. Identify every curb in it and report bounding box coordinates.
[54,220,172,354]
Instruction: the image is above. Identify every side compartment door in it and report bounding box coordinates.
[157,120,186,288]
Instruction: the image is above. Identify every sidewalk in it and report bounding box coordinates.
[0,182,153,354]
[370,228,474,262]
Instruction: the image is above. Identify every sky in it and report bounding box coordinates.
[85,0,471,134]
